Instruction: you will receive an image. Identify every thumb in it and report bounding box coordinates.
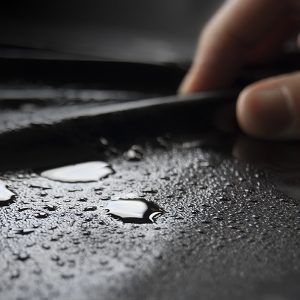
[237,72,300,140]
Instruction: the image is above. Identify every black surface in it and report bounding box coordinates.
[0,58,299,300]
[0,120,300,300]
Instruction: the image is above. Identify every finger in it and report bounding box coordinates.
[179,0,291,94]
[246,16,299,64]
[237,71,300,140]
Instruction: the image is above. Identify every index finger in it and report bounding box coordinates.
[179,0,291,93]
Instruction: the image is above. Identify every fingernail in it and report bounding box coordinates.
[240,88,293,137]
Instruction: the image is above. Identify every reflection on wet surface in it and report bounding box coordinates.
[0,128,299,300]
[232,136,300,202]
[106,198,163,223]
[41,161,114,183]
[0,180,15,203]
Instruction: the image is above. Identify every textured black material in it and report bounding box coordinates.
[0,108,300,300]
[0,58,299,300]
[0,125,300,300]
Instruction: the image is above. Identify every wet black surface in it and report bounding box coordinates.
[0,57,299,300]
[1,105,300,300]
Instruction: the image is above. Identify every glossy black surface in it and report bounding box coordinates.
[0,72,299,300]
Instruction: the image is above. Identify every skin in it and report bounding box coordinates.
[179,0,300,140]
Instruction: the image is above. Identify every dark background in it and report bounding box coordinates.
[0,0,223,62]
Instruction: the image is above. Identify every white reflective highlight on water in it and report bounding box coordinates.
[106,198,163,223]
[41,161,113,183]
[0,181,15,202]
[107,199,148,219]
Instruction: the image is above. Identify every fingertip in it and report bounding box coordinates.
[237,85,293,139]
[178,63,208,94]
[178,72,194,95]
[236,88,256,136]
[178,62,227,94]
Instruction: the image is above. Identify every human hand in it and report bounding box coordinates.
[179,0,300,139]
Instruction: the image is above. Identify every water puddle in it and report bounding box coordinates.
[41,161,114,183]
[0,181,15,203]
[105,198,163,223]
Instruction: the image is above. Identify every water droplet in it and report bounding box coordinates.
[77,197,88,202]
[61,273,74,279]
[39,191,48,197]
[156,137,169,148]
[106,198,163,224]
[10,269,20,279]
[41,161,114,183]
[29,182,52,190]
[68,188,83,193]
[57,261,65,267]
[42,243,51,250]
[99,259,109,266]
[18,206,30,212]
[142,189,158,194]
[181,141,201,149]
[51,235,61,242]
[15,228,35,235]
[124,145,143,161]
[34,212,49,219]
[212,216,224,221]
[199,161,210,167]
[216,196,230,202]
[43,204,57,211]
[26,241,36,248]
[16,252,30,261]
[199,185,208,190]
[51,255,60,262]
[99,137,109,146]
[83,206,97,212]
[0,181,15,203]
[201,219,211,224]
